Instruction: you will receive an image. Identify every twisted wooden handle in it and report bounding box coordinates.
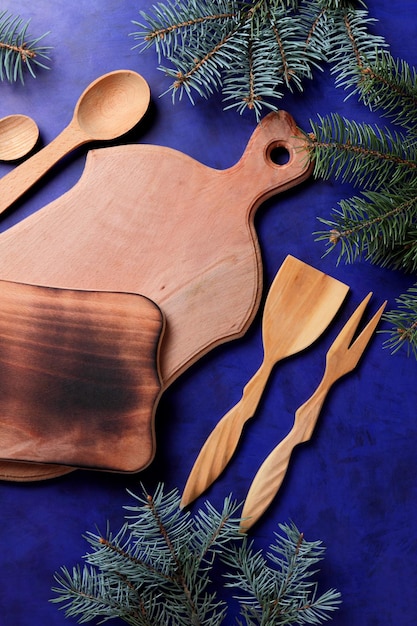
[240,380,330,531]
[181,361,272,508]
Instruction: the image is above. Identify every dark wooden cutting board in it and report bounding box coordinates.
[0,110,312,480]
[0,280,164,472]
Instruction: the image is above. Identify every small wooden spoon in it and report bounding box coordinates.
[181,256,349,508]
[0,114,39,161]
[0,70,150,214]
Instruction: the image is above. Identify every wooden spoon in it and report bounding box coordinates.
[0,114,39,161]
[0,70,150,214]
[180,255,349,508]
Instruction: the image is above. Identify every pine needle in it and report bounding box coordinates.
[0,11,51,83]
[51,485,341,626]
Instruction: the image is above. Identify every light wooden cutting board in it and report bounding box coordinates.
[0,110,312,480]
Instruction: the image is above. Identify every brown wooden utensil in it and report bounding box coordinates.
[0,70,150,214]
[239,293,387,532]
[0,110,312,481]
[180,256,349,508]
[0,115,39,161]
[0,279,164,472]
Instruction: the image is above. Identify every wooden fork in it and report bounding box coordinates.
[240,292,387,532]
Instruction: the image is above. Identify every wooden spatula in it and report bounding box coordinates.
[180,256,349,508]
[239,293,387,531]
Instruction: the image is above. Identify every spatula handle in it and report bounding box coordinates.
[0,123,86,216]
[180,360,272,508]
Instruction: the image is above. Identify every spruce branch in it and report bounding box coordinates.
[130,0,346,119]
[51,485,341,626]
[162,23,244,103]
[0,11,51,83]
[328,6,387,94]
[308,48,417,357]
[358,51,417,133]
[315,187,417,268]
[307,114,417,190]
[222,522,341,625]
[382,285,417,358]
[130,0,390,119]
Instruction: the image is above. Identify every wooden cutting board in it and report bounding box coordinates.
[0,280,164,472]
[0,110,312,480]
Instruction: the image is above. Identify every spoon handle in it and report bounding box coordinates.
[181,359,272,508]
[0,123,86,216]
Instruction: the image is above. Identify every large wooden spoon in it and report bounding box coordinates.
[181,256,349,508]
[0,115,39,161]
[0,70,150,214]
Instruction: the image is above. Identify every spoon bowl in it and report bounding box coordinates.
[0,114,39,161]
[75,71,150,140]
[0,70,151,215]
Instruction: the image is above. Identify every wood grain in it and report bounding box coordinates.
[0,280,164,472]
[0,71,151,212]
[0,115,39,162]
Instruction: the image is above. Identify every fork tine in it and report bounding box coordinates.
[328,292,387,375]
[330,292,373,353]
[346,298,387,366]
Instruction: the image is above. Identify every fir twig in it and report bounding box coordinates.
[358,51,417,133]
[130,0,388,119]
[306,11,417,356]
[307,114,417,190]
[222,522,341,624]
[0,11,51,83]
[51,485,341,626]
[315,187,417,270]
[328,6,387,95]
[382,285,417,358]
[130,0,335,119]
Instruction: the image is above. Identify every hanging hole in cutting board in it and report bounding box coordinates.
[267,142,291,166]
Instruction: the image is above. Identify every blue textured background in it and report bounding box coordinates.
[0,1,416,625]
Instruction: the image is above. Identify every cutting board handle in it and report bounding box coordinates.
[229,110,312,208]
